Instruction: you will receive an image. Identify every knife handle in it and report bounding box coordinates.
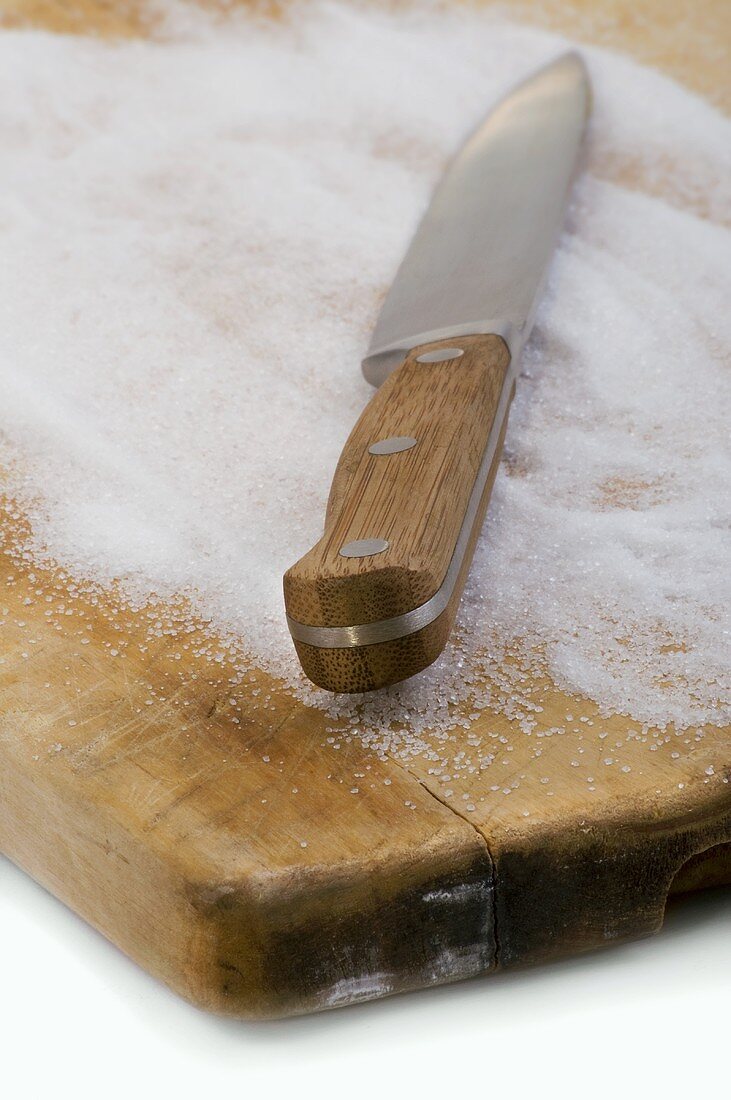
[284,334,513,693]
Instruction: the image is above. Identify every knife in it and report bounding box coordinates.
[283,53,591,693]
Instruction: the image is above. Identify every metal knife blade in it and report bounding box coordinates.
[362,52,590,386]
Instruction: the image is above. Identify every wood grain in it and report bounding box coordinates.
[0,503,496,1017]
[284,335,511,690]
[291,401,512,693]
[0,0,728,1019]
[0,500,727,1016]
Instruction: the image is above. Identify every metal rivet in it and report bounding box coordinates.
[339,538,389,558]
[368,436,418,456]
[416,347,464,363]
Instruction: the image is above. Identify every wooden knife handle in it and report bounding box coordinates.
[283,333,514,692]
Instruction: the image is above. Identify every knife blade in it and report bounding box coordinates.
[284,53,591,693]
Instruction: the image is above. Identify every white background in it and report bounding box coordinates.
[1,854,727,1099]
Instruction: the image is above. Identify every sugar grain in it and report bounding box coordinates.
[0,1,729,751]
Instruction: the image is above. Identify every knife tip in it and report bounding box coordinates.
[553,49,593,118]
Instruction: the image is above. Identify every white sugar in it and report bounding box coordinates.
[0,1,729,745]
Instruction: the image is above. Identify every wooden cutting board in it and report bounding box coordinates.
[0,0,729,1019]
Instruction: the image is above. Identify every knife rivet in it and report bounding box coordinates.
[416,347,464,363]
[368,436,418,455]
[339,538,389,558]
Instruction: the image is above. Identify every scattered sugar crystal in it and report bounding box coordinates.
[0,1,728,757]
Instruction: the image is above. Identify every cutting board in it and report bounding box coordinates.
[0,0,729,1019]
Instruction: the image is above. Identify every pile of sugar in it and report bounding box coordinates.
[0,0,729,745]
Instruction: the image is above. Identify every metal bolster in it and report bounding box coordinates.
[361,319,521,387]
[285,352,516,650]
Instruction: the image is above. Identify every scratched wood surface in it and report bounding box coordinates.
[0,0,728,1018]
